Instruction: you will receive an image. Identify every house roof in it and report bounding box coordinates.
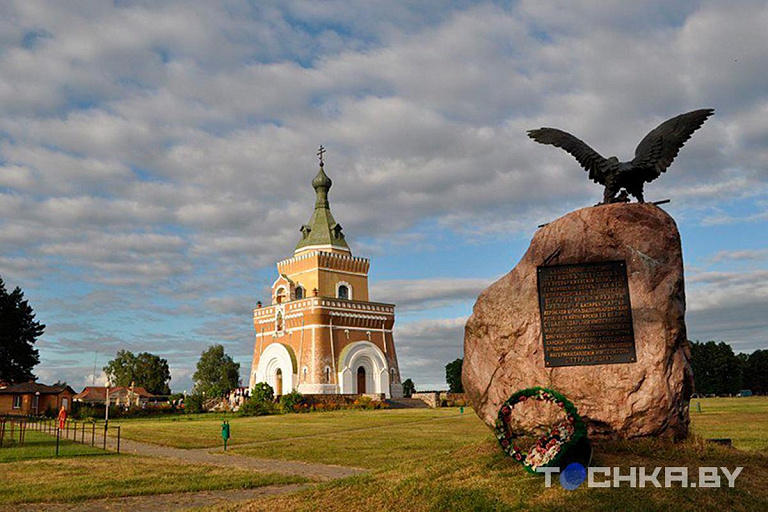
[74,386,155,401]
[0,382,75,395]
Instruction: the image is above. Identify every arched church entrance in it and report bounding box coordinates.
[254,343,296,395]
[357,367,366,394]
[338,341,390,397]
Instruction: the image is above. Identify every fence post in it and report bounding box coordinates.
[56,427,60,457]
[103,422,107,450]
[91,422,95,446]
[117,426,121,454]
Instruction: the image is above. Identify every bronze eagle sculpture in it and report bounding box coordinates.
[527,109,714,204]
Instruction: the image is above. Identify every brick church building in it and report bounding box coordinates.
[249,149,403,398]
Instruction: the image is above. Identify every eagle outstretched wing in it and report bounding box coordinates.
[527,128,611,184]
[631,109,714,182]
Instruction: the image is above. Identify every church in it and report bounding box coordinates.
[249,148,403,398]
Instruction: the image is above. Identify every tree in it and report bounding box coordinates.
[0,276,44,384]
[743,349,768,394]
[193,344,241,397]
[103,350,171,395]
[445,358,464,393]
[690,340,743,395]
[251,382,274,403]
[402,378,416,397]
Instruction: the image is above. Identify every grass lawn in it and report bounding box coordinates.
[0,430,107,462]
[0,453,307,506]
[216,397,764,511]
[6,398,767,510]
[689,397,768,452]
[115,408,461,449]
[229,410,486,470]
[235,436,768,512]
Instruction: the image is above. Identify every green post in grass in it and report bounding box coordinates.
[221,421,230,451]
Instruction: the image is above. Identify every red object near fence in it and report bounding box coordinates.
[57,406,67,430]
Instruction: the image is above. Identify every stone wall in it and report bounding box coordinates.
[411,392,441,408]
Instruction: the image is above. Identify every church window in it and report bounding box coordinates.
[295,286,304,300]
[302,367,308,380]
[276,312,284,331]
[325,366,331,384]
[276,287,286,304]
[337,284,349,300]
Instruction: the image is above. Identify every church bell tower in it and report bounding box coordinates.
[250,147,403,398]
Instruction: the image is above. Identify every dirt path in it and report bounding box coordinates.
[10,484,309,512]
[95,432,365,481]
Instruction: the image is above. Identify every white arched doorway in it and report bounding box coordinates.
[337,341,390,397]
[254,343,297,395]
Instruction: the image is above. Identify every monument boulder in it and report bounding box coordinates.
[463,203,693,439]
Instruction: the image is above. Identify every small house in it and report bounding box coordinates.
[74,386,155,407]
[0,382,76,415]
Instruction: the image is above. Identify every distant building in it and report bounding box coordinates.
[249,150,403,398]
[0,382,76,415]
[74,386,155,407]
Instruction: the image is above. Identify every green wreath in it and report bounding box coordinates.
[495,387,588,473]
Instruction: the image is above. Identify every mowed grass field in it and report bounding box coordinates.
[0,429,307,506]
[689,397,768,451]
[2,397,766,510]
[0,429,106,462]
[116,408,458,449]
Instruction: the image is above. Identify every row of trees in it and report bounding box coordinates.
[690,341,767,395]
[103,344,241,397]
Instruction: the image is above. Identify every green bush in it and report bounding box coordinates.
[74,404,100,420]
[239,396,276,417]
[279,390,304,413]
[251,382,274,403]
[185,393,205,414]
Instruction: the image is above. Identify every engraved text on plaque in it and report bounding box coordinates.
[537,261,636,367]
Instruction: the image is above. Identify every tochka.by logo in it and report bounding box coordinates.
[537,463,743,490]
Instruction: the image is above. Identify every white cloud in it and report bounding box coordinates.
[1,1,766,390]
[372,277,493,311]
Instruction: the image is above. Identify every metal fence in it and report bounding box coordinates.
[0,414,121,455]
[0,415,28,447]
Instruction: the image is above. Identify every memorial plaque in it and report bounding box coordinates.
[537,261,636,367]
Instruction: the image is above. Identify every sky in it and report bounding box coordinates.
[1,0,766,392]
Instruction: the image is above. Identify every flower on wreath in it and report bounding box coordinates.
[495,387,587,474]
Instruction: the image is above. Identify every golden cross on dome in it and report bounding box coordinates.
[317,145,326,166]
